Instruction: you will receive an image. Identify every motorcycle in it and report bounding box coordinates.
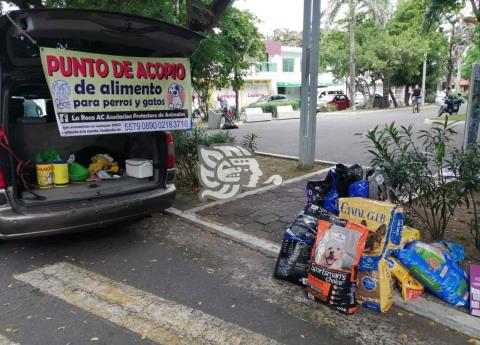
[438,95,463,116]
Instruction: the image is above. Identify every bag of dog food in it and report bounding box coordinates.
[367,169,391,202]
[357,258,394,312]
[274,205,335,285]
[400,226,421,248]
[306,218,368,314]
[348,180,369,198]
[387,257,424,301]
[393,242,469,307]
[338,198,404,258]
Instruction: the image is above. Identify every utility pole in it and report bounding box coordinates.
[421,54,427,105]
[299,0,321,169]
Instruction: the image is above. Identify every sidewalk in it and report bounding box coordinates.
[196,170,328,243]
[169,166,480,340]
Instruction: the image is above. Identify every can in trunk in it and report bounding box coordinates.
[36,163,53,189]
[53,161,69,187]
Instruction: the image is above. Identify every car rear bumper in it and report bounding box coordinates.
[0,184,175,240]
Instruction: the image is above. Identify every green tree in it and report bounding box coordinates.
[388,0,448,104]
[217,8,264,117]
[269,28,303,47]
[462,34,480,79]
[323,0,389,110]
[423,0,479,30]
[191,35,230,118]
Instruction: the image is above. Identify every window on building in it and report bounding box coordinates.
[282,58,294,72]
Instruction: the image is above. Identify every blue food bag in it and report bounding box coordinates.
[322,168,339,214]
[393,242,469,307]
[348,180,369,198]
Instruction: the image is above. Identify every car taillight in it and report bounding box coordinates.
[0,169,5,189]
[165,132,175,169]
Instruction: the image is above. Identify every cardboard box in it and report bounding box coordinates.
[470,264,480,317]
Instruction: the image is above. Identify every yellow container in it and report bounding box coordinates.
[36,163,53,189]
[53,161,69,187]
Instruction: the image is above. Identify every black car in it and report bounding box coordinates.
[0,9,202,239]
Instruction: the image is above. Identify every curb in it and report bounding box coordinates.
[167,206,480,339]
[255,151,339,166]
[424,118,466,124]
[187,166,333,214]
[316,105,437,117]
[165,207,281,257]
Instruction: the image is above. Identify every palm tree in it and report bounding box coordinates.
[324,0,389,110]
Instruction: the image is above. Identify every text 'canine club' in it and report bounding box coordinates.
[339,200,387,224]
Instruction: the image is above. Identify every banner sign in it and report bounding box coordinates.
[40,47,191,136]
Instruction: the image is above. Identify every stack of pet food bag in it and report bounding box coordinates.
[274,164,471,315]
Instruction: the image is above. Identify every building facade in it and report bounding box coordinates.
[214,41,343,108]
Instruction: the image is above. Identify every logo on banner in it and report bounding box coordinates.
[198,145,282,200]
[52,80,72,110]
[167,83,184,109]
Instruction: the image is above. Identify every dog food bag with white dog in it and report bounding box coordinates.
[306,219,368,314]
[274,205,335,285]
[387,257,424,301]
[393,242,469,307]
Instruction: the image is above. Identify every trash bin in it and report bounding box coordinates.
[208,110,222,129]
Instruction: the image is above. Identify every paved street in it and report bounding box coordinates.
[231,106,466,166]
[0,213,473,345]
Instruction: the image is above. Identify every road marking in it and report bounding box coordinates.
[0,334,19,345]
[15,262,282,345]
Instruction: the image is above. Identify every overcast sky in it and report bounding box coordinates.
[234,0,305,36]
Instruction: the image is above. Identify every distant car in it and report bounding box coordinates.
[355,93,392,108]
[317,94,350,111]
[249,94,289,107]
[318,90,344,99]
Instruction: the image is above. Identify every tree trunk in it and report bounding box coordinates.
[348,0,356,110]
[381,76,390,108]
[234,89,239,119]
[446,23,456,90]
[389,88,398,108]
[404,86,410,106]
[205,88,210,121]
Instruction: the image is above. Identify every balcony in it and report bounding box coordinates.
[255,62,278,73]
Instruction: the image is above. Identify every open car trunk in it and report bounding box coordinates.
[0,9,200,208]
[8,91,166,206]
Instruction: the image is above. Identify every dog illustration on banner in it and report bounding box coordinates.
[198,145,282,200]
[52,80,72,110]
[167,83,184,109]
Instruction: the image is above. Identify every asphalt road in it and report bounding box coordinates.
[0,214,473,345]
[231,106,467,166]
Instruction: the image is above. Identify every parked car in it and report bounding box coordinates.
[354,93,392,108]
[317,94,350,111]
[0,9,203,239]
[249,94,289,107]
[318,90,344,99]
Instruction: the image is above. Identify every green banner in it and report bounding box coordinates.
[40,47,192,136]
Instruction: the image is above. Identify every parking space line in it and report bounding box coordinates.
[0,334,19,345]
[15,262,282,345]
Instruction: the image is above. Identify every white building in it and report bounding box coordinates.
[214,41,343,108]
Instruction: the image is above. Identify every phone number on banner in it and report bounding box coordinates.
[123,118,191,132]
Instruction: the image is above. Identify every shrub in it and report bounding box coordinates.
[318,103,337,112]
[246,100,299,117]
[241,133,260,152]
[173,127,236,189]
[425,93,436,104]
[362,119,464,240]
[450,146,480,249]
